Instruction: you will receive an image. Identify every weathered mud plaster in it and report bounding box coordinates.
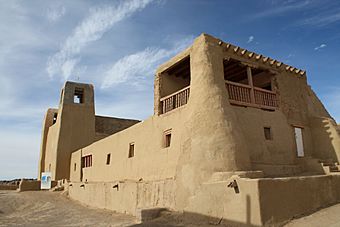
[39,33,340,226]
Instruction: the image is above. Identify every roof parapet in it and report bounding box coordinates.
[219,38,306,77]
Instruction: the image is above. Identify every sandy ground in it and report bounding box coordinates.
[1,190,340,227]
[0,190,136,227]
[284,203,340,227]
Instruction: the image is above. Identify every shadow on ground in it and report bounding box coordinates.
[130,210,264,227]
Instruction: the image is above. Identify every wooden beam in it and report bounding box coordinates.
[247,66,256,104]
[224,63,240,72]
[227,69,247,81]
[225,66,246,78]
[172,65,190,77]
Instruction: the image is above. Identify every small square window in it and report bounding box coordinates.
[128,143,135,158]
[74,88,84,104]
[52,113,58,124]
[164,130,172,148]
[264,127,272,140]
[106,153,111,165]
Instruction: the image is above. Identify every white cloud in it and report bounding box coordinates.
[61,58,80,80]
[314,44,326,51]
[101,37,193,89]
[46,0,154,80]
[297,12,340,27]
[252,0,310,19]
[247,36,254,43]
[46,5,66,23]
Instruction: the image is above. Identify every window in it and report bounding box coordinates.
[106,153,111,165]
[74,88,84,104]
[74,163,77,171]
[164,129,172,148]
[82,155,92,168]
[264,127,272,140]
[52,113,58,124]
[128,143,135,158]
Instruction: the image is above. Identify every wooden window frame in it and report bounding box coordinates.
[128,143,135,158]
[82,154,93,168]
[163,129,172,148]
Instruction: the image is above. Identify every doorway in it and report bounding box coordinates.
[294,127,304,157]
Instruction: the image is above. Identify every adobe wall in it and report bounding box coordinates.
[233,107,302,176]
[310,117,340,161]
[213,33,339,172]
[18,179,58,192]
[68,174,340,226]
[258,174,340,224]
[70,149,82,182]
[68,179,175,215]
[0,185,17,190]
[44,123,59,179]
[95,115,140,136]
[55,82,96,180]
[18,179,41,191]
[70,106,189,183]
[38,108,58,179]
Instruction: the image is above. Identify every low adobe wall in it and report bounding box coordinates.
[18,180,41,191]
[0,185,18,190]
[258,174,340,224]
[67,175,340,226]
[18,179,57,192]
[68,179,175,215]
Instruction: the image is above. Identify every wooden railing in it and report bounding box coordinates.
[160,86,190,114]
[254,87,278,108]
[225,81,252,104]
[226,81,278,109]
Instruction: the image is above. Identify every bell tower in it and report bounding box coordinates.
[40,81,96,180]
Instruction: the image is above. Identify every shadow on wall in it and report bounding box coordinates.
[130,195,264,227]
[311,117,340,163]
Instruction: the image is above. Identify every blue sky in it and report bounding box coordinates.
[0,0,339,180]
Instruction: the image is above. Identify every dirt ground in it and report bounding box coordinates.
[1,190,340,227]
[0,190,136,227]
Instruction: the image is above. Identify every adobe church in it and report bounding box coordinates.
[38,34,340,226]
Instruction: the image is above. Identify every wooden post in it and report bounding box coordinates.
[247,66,255,104]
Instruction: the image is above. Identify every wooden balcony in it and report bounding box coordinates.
[160,86,190,114]
[226,81,278,110]
[159,79,277,115]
